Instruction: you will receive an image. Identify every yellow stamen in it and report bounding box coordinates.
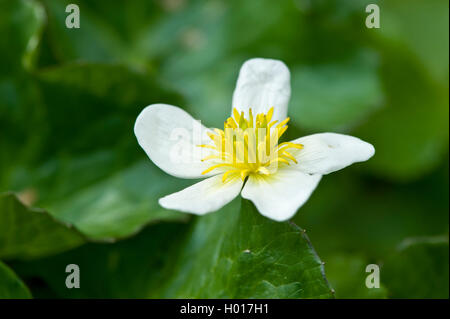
[199,107,303,182]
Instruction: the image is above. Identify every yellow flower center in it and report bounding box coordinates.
[198,107,303,183]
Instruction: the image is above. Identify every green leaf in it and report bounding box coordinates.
[355,48,449,181]
[377,0,449,84]
[0,261,32,298]
[324,254,388,298]
[0,76,47,187]
[0,0,45,74]
[161,199,333,298]
[295,167,449,259]
[382,235,449,298]
[10,222,189,298]
[348,0,450,181]
[0,193,84,260]
[290,51,383,131]
[2,0,447,300]
[38,0,164,67]
[41,160,190,240]
[39,0,125,64]
[1,64,190,240]
[12,199,333,298]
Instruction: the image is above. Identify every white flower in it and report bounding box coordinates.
[134,58,375,221]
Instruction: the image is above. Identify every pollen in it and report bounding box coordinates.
[198,107,303,183]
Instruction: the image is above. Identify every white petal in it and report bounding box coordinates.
[291,133,375,175]
[232,58,291,122]
[159,174,243,215]
[241,168,321,221]
[134,104,216,179]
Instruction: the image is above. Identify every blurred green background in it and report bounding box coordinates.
[0,0,448,298]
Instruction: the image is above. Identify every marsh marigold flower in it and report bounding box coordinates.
[134,58,375,221]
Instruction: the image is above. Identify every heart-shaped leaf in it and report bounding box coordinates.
[161,199,333,298]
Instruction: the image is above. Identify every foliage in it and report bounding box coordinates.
[0,0,448,298]
[0,261,31,299]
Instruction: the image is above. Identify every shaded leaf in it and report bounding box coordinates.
[0,0,45,74]
[39,0,126,64]
[1,64,191,240]
[11,222,189,298]
[324,254,388,298]
[0,260,32,298]
[296,166,449,259]
[377,0,449,83]
[13,199,333,298]
[382,235,449,298]
[290,51,383,131]
[42,160,190,240]
[0,193,84,260]
[38,0,167,67]
[355,49,449,181]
